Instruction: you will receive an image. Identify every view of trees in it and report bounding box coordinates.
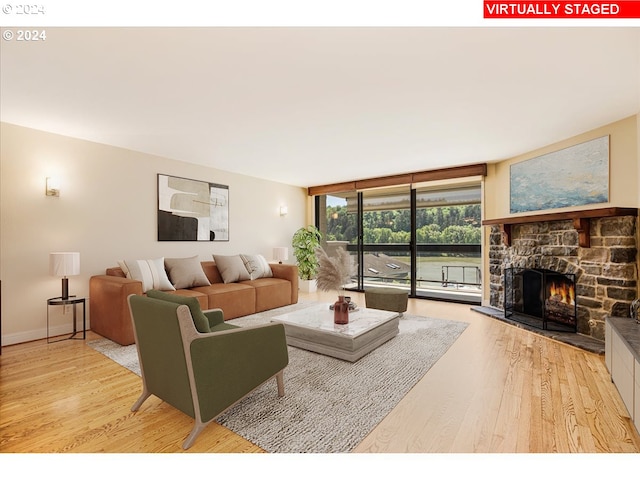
[325,204,481,244]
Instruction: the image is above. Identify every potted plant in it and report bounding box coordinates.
[292,225,322,292]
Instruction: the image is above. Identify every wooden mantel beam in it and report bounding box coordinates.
[500,224,512,246]
[573,217,591,248]
[482,207,638,248]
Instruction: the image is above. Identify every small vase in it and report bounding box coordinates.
[334,295,349,325]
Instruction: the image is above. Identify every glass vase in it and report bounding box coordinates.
[334,295,349,325]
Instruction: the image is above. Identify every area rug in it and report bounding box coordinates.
[87,301,468,453]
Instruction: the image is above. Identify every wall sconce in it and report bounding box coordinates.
[273,247,289,264]
[280,206,288,216]
[46,177,60,197]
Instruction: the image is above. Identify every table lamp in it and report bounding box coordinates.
[50,252,80,300]
[273,247,289,264]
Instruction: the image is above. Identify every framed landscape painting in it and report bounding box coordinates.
[509,135,609,214]
[157,174,229,241]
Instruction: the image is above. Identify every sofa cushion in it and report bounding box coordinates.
[146,289,210,333]
[165,255,211,289]
[242,277,292,312]
[240,254,273,280]
[200,261,223,284]
[212,254,251,283]
[193,283,256,319]
[118,258,175,293]
[172,289,208,310]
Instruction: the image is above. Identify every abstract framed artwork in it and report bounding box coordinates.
[510,135,609,214]
[157,174,229,241]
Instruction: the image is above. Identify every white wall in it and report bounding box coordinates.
[0,123,308,346]
[484,115,638,221]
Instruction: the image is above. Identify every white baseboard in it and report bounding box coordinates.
[2,322,90,347]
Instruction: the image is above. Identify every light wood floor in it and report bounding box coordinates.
[1,290,639,454]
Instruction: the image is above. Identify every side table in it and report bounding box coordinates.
[47,296,86,343]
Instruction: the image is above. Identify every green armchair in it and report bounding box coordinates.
[127,291,289,449]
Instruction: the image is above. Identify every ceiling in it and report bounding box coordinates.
[1,27,639,188]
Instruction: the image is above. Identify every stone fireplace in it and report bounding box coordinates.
[504,267,577,332]
[485,209,638,341]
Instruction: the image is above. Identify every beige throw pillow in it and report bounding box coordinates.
[213,254,251,283]
[164,255,211,289]
[118,257,175,293]
[240,254,273,280]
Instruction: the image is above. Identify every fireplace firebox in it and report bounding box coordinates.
[504,267,577,333]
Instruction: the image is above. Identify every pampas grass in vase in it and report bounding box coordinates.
[315,246,351,293]
[315,246,352,324]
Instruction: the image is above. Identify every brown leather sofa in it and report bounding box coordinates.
[90,261,298,345]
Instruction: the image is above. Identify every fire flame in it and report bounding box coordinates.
[548,281,575,305]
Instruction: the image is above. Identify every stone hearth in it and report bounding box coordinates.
[487,215,637,342]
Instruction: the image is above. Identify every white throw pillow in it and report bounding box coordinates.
[212,254,251,283]
[118,257,175,293]
[164,255,211,289]
[240,254,273,280]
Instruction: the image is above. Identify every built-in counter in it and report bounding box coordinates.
[605,316,640,435]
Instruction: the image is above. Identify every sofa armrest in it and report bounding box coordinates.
[90,275,143,345]
[269,263,299,304]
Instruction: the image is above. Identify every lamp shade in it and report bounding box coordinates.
[49,252,80,277]
[273,247,289,263]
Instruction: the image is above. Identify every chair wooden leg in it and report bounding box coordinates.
[131,388,151,412]
[276,370,285,397]
[182,420,210,450]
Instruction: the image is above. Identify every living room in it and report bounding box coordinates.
[1,7,640,472]
[2,28,639,347]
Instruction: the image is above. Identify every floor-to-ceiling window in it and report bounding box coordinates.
[361,187,412,289]
[315,182,482,304]
[316,192,360,289]
[414,184,481,302]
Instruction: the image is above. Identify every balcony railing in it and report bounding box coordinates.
[329,242,481,303]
